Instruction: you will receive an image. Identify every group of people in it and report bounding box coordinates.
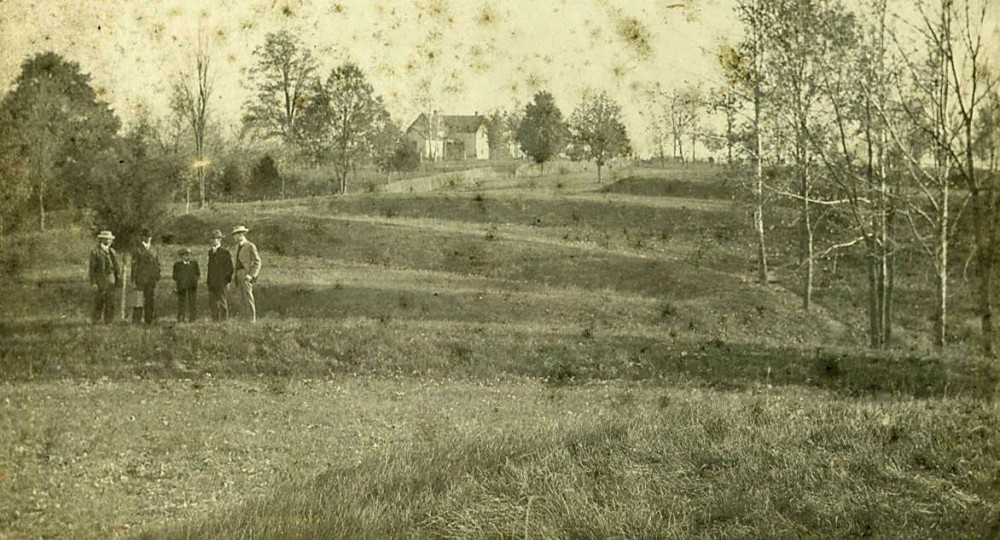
[87,225,262,324]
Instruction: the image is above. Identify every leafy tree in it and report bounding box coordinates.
[249,155,282,200]
[216,162,246,201]
[242,31,318,143]
[0,52,120,230]
[485,109,521,160]
[294,63,393,194]
[389,142,420,176]
[0,122,31,235]
[516,91,567,175]
[86,115,181,251]
[371,121,418,179]
[568,91,631,182]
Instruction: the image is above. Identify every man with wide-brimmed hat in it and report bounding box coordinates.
[231,225,261,322]
[131,227,161,324]
[172,247,200,322]
[206,229,234,321]
[88,230,122,324]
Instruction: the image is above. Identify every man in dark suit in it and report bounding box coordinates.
[206,229,234,321]
[172,247,200,322]
[231,225,261,322]
[88,230,122,324]
[131,227,161,324]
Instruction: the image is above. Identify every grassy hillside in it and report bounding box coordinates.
[1,162,997,538]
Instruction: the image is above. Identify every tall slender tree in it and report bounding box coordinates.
[721,1,770,285]
[171,31,213,211]
[758,0,856,311]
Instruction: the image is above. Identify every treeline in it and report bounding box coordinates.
[701,0,999,355]
[0,29,637,241]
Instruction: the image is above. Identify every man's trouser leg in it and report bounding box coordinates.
[176,290,187,322]
[235,271,256,322]
[100,287,116,324]
[143,285,156,324]
[93,288,104,324]
[210,286,228,321]
[186,287,197,322]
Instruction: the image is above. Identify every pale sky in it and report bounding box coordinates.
[0,0,997,155]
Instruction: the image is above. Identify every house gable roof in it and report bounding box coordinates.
[406,114,486,137]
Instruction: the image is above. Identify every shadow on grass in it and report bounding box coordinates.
[0,317,995,399]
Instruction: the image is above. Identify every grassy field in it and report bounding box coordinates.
[1,161,998,538]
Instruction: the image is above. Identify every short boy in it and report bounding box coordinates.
[172,247,200,322]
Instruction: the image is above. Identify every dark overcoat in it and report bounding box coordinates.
[172,260,200,292]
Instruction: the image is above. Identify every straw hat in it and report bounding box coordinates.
[231,225,250,235]
[96,230,115,240]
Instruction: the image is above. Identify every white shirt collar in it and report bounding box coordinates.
[142,240,151,250]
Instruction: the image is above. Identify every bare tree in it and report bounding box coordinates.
[667,84,701,162]
[721,0,770,284]
[810,0,903,348]
[171,31,212,211]
[758,0,856,311]
[889,0,997,353]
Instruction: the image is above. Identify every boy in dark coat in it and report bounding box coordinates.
[172,247,200,322]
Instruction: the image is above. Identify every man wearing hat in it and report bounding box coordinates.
[88,230,122,324]
[131,227,161,324]
[231,225,261,322]
[172,247,200,322]
[206,229,234,321]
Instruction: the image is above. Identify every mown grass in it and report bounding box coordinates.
[138,384,1000,539]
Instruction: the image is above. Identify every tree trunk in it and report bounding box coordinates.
[185,184,191,214]
[198,163,206,209]
[801,166,812,312]
[971,188,994,356]
[38,188,45,231]
[867,242,880,348]
[752,26,767,285]
[597,163,602,183]
[753,117,767,284]
[935,179,949,348]
[120,252,131,323]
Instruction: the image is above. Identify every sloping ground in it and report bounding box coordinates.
[2,166,997,538]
